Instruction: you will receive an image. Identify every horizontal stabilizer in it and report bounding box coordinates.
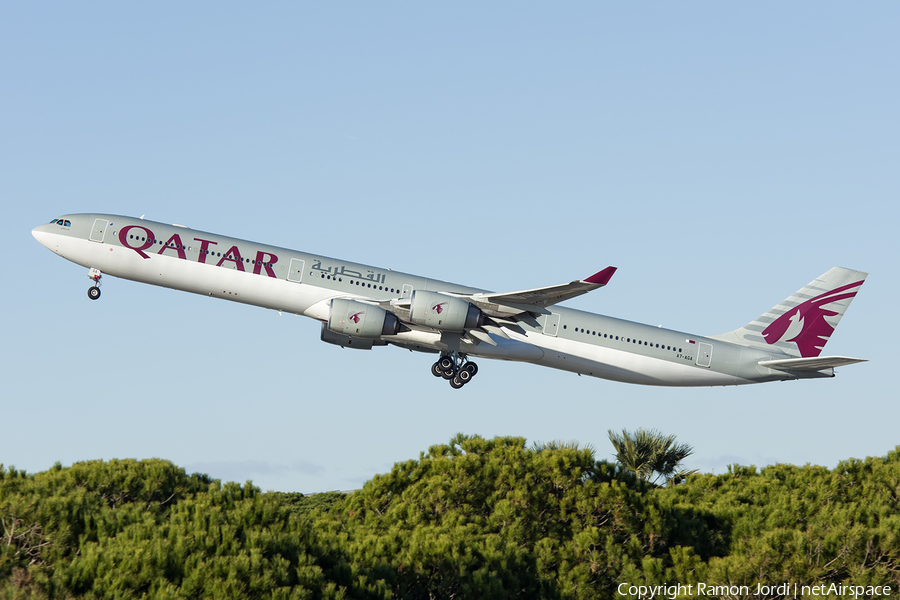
[759,356,867,372]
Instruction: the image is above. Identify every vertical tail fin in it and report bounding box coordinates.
[711,267,867,357]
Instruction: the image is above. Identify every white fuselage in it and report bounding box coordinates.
[33,214,804,387]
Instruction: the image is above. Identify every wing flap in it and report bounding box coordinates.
[759,356,867,371]
[467,329,498,346]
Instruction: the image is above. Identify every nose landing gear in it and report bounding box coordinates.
[431,352,479,389]
[87,268,102,300]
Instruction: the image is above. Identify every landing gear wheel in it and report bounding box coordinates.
[86,268,102,299]
[434,352,473,387]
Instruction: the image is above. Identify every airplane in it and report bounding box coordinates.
[33,214,868,389]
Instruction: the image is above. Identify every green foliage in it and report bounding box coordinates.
[656,451,900,590]
[0,460,360,599]
[3,441,899,599]
[319,434,655,599]
[273,492,347,518]
[607,428,698,487]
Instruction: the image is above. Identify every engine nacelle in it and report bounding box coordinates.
[409,290,483,332]
[320,323,388,350]
[328,298,400,338]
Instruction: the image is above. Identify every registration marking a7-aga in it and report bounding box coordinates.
[34,214,868,389]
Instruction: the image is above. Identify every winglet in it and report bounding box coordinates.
[584,266,617,286]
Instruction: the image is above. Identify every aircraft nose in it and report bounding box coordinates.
[32,223,54,249]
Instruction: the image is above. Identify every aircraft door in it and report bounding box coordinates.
[89,219,109,243]
[696,342,713,367]
[401,284,413,299]
[543,313,560,337]
[287,259,305,283]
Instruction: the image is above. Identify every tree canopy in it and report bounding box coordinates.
[2,439,898,599]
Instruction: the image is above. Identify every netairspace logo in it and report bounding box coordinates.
[616,582,892,599]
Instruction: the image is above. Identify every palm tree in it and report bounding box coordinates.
[607,428,698,487]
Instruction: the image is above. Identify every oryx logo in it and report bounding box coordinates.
[432,302,448,314]
[349,311,364,324]
[762,280,864,357]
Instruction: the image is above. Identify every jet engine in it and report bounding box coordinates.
[328,298,400,338]
[409,290,483,332]
[320,323,388,350]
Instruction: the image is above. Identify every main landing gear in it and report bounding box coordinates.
[87,268,102,300]
[431,352,479,389]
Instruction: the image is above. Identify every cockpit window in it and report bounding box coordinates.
[50,219,71,227]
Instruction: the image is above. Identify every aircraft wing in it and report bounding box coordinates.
[465,267,617,316]
[371,267,617,347]
[758,356,867,371]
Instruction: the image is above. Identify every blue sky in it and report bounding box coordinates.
[2,3,897,492]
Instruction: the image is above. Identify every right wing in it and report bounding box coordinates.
[374,266,617,347]
[465,266,617,317]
